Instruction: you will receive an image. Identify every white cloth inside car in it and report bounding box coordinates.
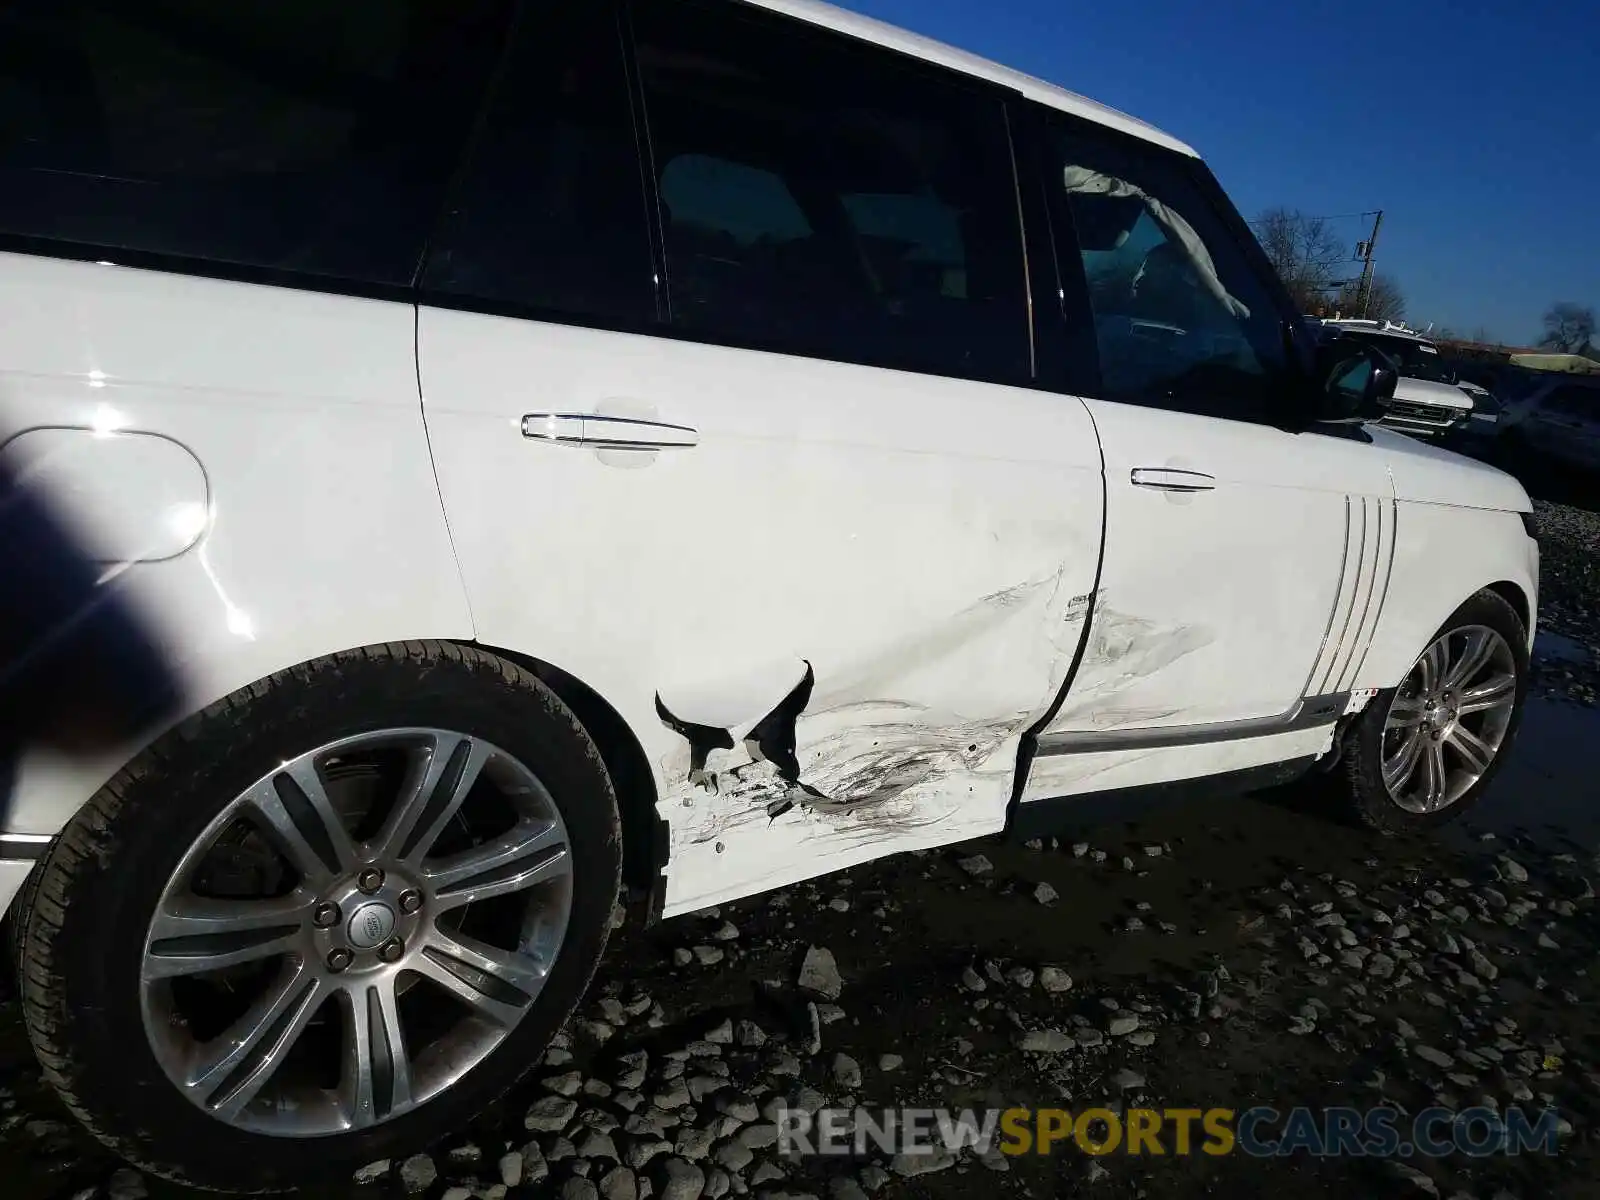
[1063,166,1250,319]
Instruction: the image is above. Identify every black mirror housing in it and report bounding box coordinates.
[1308,330,1396,424]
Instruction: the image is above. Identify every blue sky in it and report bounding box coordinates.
[844,0,1598,344]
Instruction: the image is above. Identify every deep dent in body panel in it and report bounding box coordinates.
[651,565,1088,858]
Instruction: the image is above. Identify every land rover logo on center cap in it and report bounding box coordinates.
[346,901,396,950]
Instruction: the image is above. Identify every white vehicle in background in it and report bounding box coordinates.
[0,0,1538,1189]
[1451,378,1505,449]
[1317,319,1475,439]
[1456,380,1499,428]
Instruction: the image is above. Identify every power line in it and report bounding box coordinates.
[1247,210,1380,226]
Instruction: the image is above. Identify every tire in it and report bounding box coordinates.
[18,641,622,1192]
[1338,590,1528,834]
[6,852,43,977]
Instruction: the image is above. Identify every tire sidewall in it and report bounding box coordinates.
[29,645,621,1191]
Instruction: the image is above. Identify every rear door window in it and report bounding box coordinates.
[420,1,657,325]
[630,0,1031,384]
[0,0,508,285]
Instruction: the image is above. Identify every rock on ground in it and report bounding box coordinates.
[799,945,844,999]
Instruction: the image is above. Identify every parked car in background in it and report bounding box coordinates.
[0,0,1539,1189]
[1499,375,1600,471]
[1452,378,1503,446]
[1317,319,1474,439]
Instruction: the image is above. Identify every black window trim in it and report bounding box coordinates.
[1010,99,1100,400]
[1000,101,1038,383]
[616,0,672,325]
[408,0,529,290]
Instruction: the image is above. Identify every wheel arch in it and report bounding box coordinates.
[455,641,666,916]
[1485,579,1532,643]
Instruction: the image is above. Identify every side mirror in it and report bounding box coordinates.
[1311,340,1397,424]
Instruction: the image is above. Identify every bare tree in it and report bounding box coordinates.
[1539,302,1597,353]
[1253,208,1350,312]
[1333,273,1406,323]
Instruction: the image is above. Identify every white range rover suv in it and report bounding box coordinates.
[0,0,1538,1189]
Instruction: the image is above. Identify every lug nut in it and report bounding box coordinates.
[312,901,341,929]
[356,867,386,894]
[398,889,423,914]
[378,938,405,963]
[327,948,354,972]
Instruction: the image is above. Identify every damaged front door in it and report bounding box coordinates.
[1018,105,1397,804]
[416,0,1107,915]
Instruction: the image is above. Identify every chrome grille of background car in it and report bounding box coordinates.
[1384,400,1456,424]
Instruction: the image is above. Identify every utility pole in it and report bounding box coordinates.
[1354,210,1384,318]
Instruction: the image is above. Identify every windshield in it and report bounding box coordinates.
[1341,331,1457,383]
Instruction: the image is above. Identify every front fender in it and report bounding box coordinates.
[1354,502,1537,692]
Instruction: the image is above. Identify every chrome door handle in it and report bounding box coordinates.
[1130,467,1215,492]
[521,413,699,450]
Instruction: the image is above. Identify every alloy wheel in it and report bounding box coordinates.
[1381,625,1518,814]
[139,729,573,1137]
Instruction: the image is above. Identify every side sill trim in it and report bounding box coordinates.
[1008,756,1317,837]
[0,833,52,861]
[1034,692,1349,757]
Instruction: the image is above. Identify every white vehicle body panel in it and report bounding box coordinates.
[417,309,1105,916]
[1364,425,1529,512]
[0,254,474,843]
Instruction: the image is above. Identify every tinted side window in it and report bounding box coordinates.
[1042,121,1291,420]
[632,0,1030,383]
[421,2,656,324]
[0,0,508,285]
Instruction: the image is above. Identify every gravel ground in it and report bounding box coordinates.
[4,480,1598,1200]
[1528,499,1600,706]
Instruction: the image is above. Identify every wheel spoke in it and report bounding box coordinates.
[424,819,569,912]
[372,735,493,865]
[242,759,357,886]
[1386,695,1425,729]
[1458,672,1517,716]
[1383,730,1425,792]
[1421,741,1450,810]
[1417,638,1449,694]
[1443,629,1497,690]
[145,893,311,980]
[414,927,548,1028]
[1446,724,1496,775]
[185,960,325,1120]
[340,976,413,1128]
